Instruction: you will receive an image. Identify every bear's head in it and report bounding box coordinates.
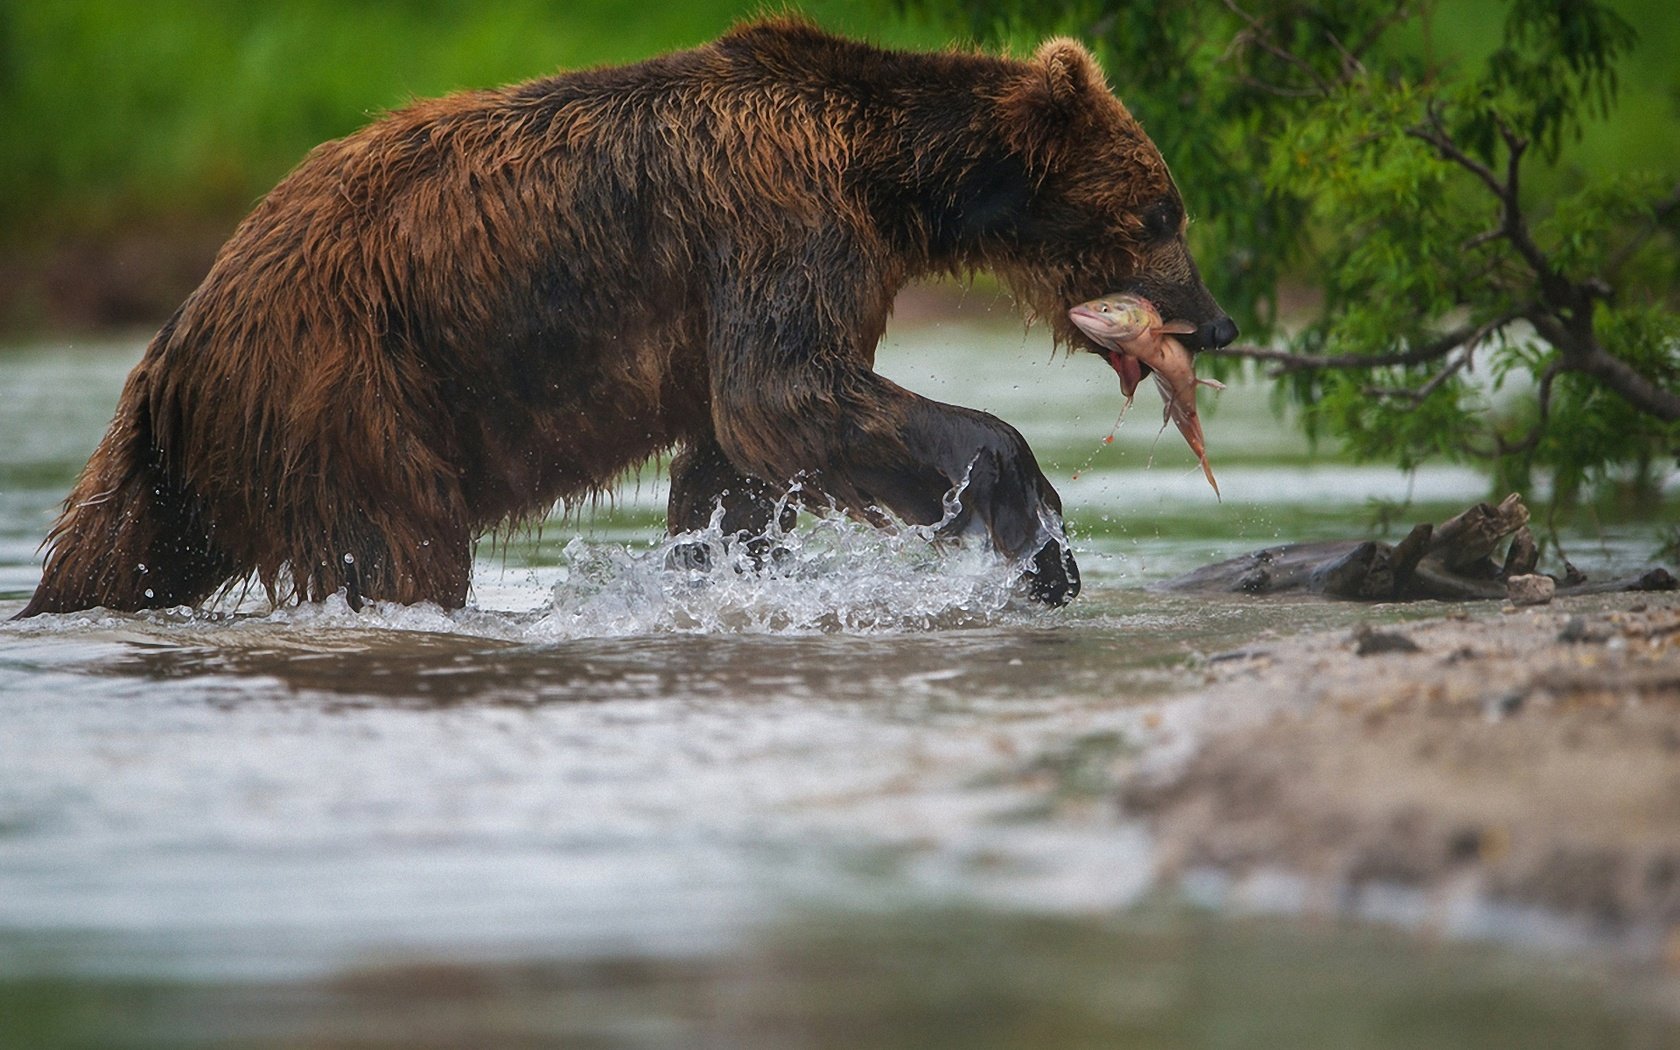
[993,39,1237,354]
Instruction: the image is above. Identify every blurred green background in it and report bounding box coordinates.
[0,0,1675,334]
[0,1,935,332]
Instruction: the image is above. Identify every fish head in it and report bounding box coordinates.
[1068,294,1153,398]
[1067,293,1158,346]
[1068,292,1198,398]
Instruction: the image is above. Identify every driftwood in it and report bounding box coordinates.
[1162,494,1676,602]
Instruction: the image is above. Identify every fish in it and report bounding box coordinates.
[1068,292,1224,496]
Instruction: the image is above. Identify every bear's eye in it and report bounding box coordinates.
[1143,200,1183,240]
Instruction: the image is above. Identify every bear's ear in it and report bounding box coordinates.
[998,38,1111,163]
[1033,38,1104,107]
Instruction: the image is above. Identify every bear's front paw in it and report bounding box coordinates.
[1023,536,1080,606]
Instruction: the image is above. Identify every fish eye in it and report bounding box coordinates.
[1099,305,1110,313]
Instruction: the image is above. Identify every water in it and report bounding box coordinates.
[1,327,1676,1046]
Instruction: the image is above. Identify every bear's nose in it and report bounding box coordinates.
[1199,316,1238,349]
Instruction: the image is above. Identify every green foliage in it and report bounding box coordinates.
[1481,0,1634,159]
[898,0,1680,504]
[0,0,941,238]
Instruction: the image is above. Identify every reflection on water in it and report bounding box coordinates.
[10,908,1679,1050]
[1,334,1676,1044]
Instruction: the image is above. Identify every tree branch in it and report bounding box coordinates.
[1605,179,1680,280]
[1349,6,1415,65]
[1233,75,1324,99]
[1404,109,1503,197]
[1461,227,1504,252]
[1361,349,1473,403]
[1322,28,1364,80]
[1203,309,1526,375]
[1222,0,1334,95]
[1495,360,1562,456]
[1523,307,1680,421]
[1407,108,1577,313]
[1566,343,1680,422]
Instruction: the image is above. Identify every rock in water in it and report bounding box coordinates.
[1506,573,1556,606]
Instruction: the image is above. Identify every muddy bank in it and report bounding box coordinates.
[0,222,236,337]
[1123,593,1680,955]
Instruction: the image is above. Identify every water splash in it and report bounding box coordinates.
[6,507,1048,642]
[526,506,1037,639]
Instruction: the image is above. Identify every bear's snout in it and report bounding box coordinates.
[1197,316,1238,349]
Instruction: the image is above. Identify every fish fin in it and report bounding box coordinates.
[1157,321,1197,336]
[1110,351,1142,399]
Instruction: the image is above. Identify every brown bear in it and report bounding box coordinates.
[19,18,1235,618]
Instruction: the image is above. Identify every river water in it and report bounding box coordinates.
[1,324,1675,1047]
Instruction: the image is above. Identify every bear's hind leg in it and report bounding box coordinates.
[666,439,795,571]
[285,502,474,611]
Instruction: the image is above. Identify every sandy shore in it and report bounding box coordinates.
[1120,591,1680,959]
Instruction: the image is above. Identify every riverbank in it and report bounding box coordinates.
[1121,591,1680,963]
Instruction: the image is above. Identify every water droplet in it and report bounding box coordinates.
[136,563,147,573]
[342,553,355,564]
[143,589,154,599]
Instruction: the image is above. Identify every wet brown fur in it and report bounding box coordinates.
[22,20,1222,616]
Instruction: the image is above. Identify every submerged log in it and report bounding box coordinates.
[1161,494,1677,602]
